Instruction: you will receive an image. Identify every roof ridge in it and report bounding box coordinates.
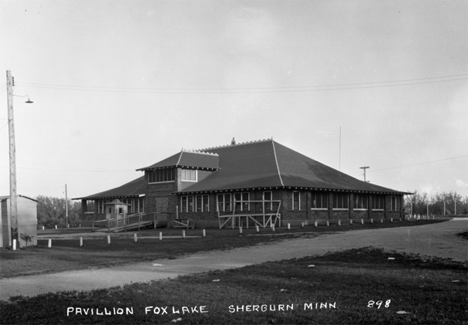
[182,149,219,156]
[199,138,273,151]
[271,140,284,186]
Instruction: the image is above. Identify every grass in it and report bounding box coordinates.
[0,220,443,278]
[0,247,466,325]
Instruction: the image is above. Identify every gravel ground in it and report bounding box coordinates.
[0,219,466,301]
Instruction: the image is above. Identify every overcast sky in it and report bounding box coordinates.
[1,0,467,200]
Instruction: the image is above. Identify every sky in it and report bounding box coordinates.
[1,0,467,200]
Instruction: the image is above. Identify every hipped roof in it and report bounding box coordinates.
[137,150,219,171]
[179,139,409,195]
[73,176,146,200]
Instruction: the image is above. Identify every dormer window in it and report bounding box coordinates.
[181,168,197,182]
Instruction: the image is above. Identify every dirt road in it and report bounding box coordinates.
[0,220,466,301]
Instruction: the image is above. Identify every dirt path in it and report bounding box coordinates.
[0,220,466,301]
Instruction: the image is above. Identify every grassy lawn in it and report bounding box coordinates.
[0,247,466,325]
[0,220,444,278]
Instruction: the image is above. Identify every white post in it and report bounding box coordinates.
[314,221,318,227]
[182,230,186,239]
[107,235,111,245]
[48,239,52,248]
[12,239,17,250]
[381,218,383,223]
[287,223,290,230]
[134,233,137,243]
[203,229,206,237]
[326,220,329,226]
[301,222,304,228]
[42,226,44,230]
[55,225,57,229]
[159,232,162,241]
[338,220,341,226]
[256,225,259,233]
[239,227,243,234]
[80,237,83,247]
[370,218,373,224]
[350,219,353,225]
[361,219,364,225]
[391,218,393,222]
[272,224,275,232]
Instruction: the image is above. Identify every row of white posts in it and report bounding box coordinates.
[39,218,403,249]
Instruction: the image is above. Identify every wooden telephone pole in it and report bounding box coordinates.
[6,70,19,247]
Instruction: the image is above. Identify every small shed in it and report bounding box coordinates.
[0,195,38,247]
[105,199,128,220]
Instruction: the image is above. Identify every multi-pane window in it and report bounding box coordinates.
[181,169,197,181]
[217,193,232,212]
[390,196,398,211]
[354,194,368,209]
[292,191,301,210]
[372,195,385,210]
[311,192,328,209]
[263,191,273,210]
[195,195,209,212]
[180,195,195,212]
[234,192,250,211]
[148,168,175,183]
[333,193,349,209]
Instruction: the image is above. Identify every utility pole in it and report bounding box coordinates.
[6,70,19,247]
[360,166,370,182]
[338,126,341,170]
[65,184,69,228]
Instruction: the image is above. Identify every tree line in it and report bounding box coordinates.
[36,196,82,228]
[404,191,468,216]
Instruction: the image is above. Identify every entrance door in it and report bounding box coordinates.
[155,197,169,224]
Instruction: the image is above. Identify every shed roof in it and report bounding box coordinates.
[179,139,409,194]
[73,176,146,200]
[137,150,219,171]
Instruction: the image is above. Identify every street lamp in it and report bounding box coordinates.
[6,70,33,248]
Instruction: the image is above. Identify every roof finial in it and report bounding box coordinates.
[231,137,236,145]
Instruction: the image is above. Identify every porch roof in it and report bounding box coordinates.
[73,176,146,200]
[136,150,219,171]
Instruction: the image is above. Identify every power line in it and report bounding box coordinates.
[373,154,468,172]
[16,74,468,94]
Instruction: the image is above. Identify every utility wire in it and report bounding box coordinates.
[373,154,468,172]
[17,74,468,94]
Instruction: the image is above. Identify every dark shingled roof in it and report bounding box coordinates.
[179,140,408,194]
[73,176,146,200]
[136,150,219,171]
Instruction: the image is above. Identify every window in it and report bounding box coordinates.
[234,192,250,211]
[354,194,368,209]
[181,169,197,182]
[292,191,301,210]
[180,195,195,212]
[372,195,384,210]
[217,194,232,212]
[263,191,273,210]
[148,168,175,183]
[390,196,398,211]
[333,193,349,209]
[138,198,145,213]
[195,195,209,212]
[311,192,328,209]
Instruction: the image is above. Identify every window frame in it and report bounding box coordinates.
[217,193,232,212]
[311,191,328,210]
[292,191,301,210]
[333,193,349,210]
[390,196,398,211]
[181,168,198,182]
[372,195,385,210]
[148,168,176,184]
[354,194,368,210]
